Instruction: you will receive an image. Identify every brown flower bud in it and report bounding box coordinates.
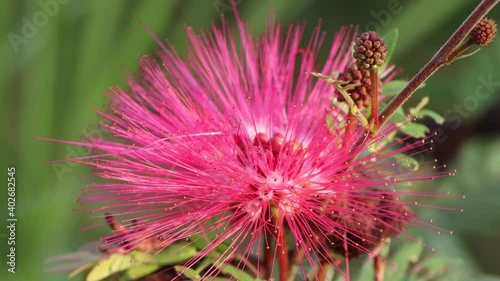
[353,31,388,70]
[337,63,383,108]
[470,17,497,46]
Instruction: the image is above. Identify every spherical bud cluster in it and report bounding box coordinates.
[470,18,497,46]
[337,63,383,108]
[353,31,388,70]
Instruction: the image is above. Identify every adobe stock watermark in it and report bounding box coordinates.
[363,0,413,33]
[52,127,105,182]
[7,0,70,54]
[421,74,500,158]
[213,0,244,14]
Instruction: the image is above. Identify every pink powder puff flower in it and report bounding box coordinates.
[45,13,458,281]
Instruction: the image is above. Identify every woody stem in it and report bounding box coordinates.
[377,0,498,129]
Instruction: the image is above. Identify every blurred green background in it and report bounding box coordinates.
[1,1,499,280]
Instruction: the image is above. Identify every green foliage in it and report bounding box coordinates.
[416,109,445,125]
[343,239,469,281]
[395,96,444,139]
[399,123,431,138]
[85,253,138,281]
[219,264,266,281]
[385,241,424,281]
[380,29,399,73]
[382,81,426,97]
[382,81,410,96]
[175,266,202,280]
[66,242,197,281]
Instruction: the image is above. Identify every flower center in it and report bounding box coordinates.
[235,132,307,216]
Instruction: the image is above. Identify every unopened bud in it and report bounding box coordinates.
[470,18,497,46]
[337,64,382,108]
[353,31,387,70]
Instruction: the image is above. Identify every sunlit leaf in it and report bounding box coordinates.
[126,264,161,280]
[175,266,202,280]
[146,242,198,265]
[399,123,430,138]
[86,253,135,281]
[83,242,197,281]
[417,109,445,125]
[393,153,420,171]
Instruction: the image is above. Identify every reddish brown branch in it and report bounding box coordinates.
[378,0,498,127]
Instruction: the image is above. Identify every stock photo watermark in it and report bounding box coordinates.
[7,0,70,54]
[364,0,413,33]
[6,167,17,274]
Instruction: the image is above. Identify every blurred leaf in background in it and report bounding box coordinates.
[1,1,499,281]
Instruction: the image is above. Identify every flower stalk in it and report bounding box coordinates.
[447,17,497,64]
[377,0,499,129]
[272,212,289,281]
[369,67,380,129]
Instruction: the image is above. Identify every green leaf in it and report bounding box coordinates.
[175,266,202,280]
[399,123,430,138]
[415,255,457,280]
[417,109,445,125]
[126,264,161,279]
[380,29,399,73]
[388,106,407,124]
[382,80,425,96]
[86,253,135,281]
[386,241,424,281]
[84,243,197,281]
[190,230,233,255]
[146,242,198,265]
[220,264,265,281]
[355,257,374,281]
[382,80,408,96]
[393,153,420,171]
[195,259,213,275]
